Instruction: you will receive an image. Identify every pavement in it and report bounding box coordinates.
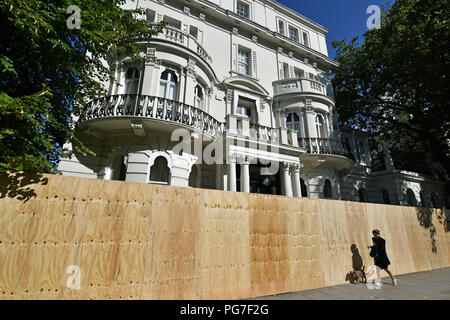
[251,267,450,300]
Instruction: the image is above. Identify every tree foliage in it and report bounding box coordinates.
[332,0,450,179]
[0,0,163,174]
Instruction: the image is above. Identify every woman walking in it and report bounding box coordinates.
[369,229,397,286]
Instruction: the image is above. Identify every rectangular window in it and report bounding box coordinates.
[237,1,250,19]
[283,63,290,79]
[146,9,156,26]
[237,48,250,75]
[278,19,285,36]
[294,68,305,78]
[189,25,198,40]
[288,26,299,42]
[302,31,310,47]
[164,16,181,29]
[236,105,251,117]
[236,97,256,122]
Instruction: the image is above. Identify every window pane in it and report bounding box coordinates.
[289,27,298,41]
[238,50,249,75]
[169,84,177,100]
[278,20,284,35]
[237,2,249,18]
[303,32,309,46]
[159,82,167,98]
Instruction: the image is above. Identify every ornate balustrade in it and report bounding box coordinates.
[78,94,223,138]
[273,77,329,97]
[249,123,280,143]
[153,25,212,64]
[299,137,354,159]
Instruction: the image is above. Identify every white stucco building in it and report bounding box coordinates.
[58,0,449,209]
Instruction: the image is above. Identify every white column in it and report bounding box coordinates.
[222,169,228,191]
[240,157,250,193]
[305,106,316,138]
[281,162,293,197]
[184,58,197,105]
[291,164,302,198]
[228,159,237,192]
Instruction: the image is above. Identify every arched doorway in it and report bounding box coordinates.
[323,179,332,199]
[300,179,308,197]
[149,156,171,184]
[110,155,127,181]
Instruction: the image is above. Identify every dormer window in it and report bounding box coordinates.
[237,1,250,19]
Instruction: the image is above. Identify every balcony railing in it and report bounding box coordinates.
[299,137,354,159]
[152,25,212,64]
[78,94,223,138]
[273,77,330,98]
[249,123,280,143]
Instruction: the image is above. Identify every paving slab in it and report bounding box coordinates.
[251,267,450,300]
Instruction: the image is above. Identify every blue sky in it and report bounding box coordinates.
[277,0,393,59]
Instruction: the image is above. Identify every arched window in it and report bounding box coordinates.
[323,179,332,199]
[159,69,178,100]
[286,112,301,133]
[125,67,140,95]
[315,115,325,138]
[431,192,440,208]
[149,156,170,184]
[110,155,127,181]
[358,187,367,202]
[382,189,390,204]
[300,178,308,197]
[194,84,204,110]
[406,189,417,206]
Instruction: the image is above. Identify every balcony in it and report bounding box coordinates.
[152,25,212,65]
[299,138,354,159]
[224,115,299,148]
[273,77,330,98]
[78,94,223,138]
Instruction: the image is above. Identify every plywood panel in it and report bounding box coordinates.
[0,174,449,300]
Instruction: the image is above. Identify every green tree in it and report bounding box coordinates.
[332,0,450,180]
[0,0,163,175]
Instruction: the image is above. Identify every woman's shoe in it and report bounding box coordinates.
[392,278,398,286]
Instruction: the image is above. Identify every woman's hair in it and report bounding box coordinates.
[372,229,380,235]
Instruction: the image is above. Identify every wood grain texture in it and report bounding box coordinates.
[0,174,448,299]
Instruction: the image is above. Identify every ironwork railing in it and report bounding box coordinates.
[299,137,354,159]
[78,94,223,137]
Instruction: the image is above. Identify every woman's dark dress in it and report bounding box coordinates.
[372,237,391,269]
